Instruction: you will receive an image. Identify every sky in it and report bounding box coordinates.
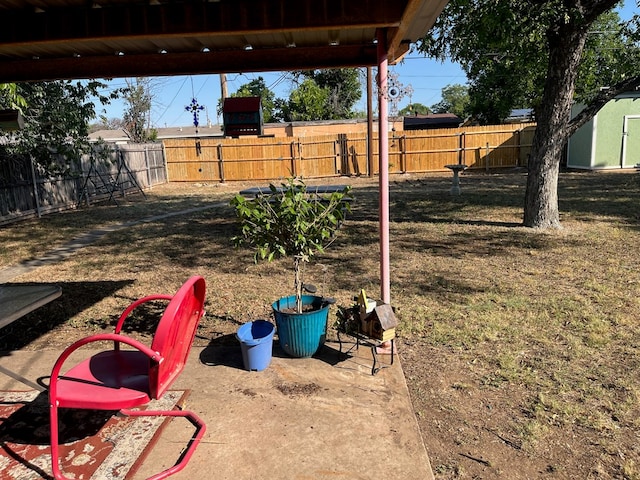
[92,56,467,128]
[91,1,636,129]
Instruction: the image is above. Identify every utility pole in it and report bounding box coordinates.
[220,73,228,99]
[220,73,228,124]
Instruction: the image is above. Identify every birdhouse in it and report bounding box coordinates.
[0,109,24,131]
[222,97,263,137]
[360,303,398,342]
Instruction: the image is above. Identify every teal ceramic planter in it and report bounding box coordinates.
[272,295,330,358]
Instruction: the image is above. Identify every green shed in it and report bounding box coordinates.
[567,91,640,170]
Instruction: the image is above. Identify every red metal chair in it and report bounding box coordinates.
[48,275,207,480]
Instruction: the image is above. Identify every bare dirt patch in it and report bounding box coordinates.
[276,382,322,397]
[1,170,639,479]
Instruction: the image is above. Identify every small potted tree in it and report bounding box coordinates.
[230,177,352,357]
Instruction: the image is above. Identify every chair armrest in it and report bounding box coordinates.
[115,294,174,334]
[49,332,164,395]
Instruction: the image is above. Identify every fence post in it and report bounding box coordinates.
[485,142,490,172]
[459,132,465,165]
[337,133,349,175]
[144,145,152,190]
[118,148,126,197]
[29,155,42,218]
[217,143,225,183]
[161,141,169,183]
[290,140,299,177]
[399,135,407,173]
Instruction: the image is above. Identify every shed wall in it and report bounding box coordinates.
[593,97,635,168]
[568,92,640,170]
[623,116,640,167]
[567,116,595,169]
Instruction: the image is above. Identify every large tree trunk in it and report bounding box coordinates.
[524,24,588,229]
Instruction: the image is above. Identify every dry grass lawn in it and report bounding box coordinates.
[1,170,639,479]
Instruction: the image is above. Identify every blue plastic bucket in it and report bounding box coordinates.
[236,320,275,371]
[272,295,330,358]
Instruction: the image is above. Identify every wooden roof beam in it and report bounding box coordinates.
[0,44,379,82]
[0,0,405,44]
[386,0,449,63]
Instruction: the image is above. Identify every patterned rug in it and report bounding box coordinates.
[0,389,188,480]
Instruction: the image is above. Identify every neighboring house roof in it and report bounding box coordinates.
[88,125,225,143]
[403,114,463,130]
[506,109,535,123]
[88,129,130,143]
[156,125,224,139]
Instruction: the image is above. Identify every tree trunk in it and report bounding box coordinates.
[524,24,588,229]
[294,255,303,313]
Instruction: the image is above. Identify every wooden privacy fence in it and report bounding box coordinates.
[164,123,536,182]
[0,143,166,225]
[80,144,166,202]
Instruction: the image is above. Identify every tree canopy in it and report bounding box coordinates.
[304,68,362,120]
[430,84,471,118]
[418,0,640,228]
[398,102,432,115]
[419,1,640,125]
[279,78,329,122]
[0,80,116,175]
[0,83,27,111]
[228,69,363,123]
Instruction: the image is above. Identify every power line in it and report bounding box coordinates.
[155,76,188,125]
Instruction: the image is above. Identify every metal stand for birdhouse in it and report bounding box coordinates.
[336,330,395,376]
[79,150,146,206]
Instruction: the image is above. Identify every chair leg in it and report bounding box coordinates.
[49,402,72,480]
[120,408,207,480]
[50,404,205,480]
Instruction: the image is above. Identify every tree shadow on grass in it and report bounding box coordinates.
[350,171,640,229]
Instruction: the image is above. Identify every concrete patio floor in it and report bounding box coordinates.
[0,340,434,480]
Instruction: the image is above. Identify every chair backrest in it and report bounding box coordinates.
[149,275,206,398]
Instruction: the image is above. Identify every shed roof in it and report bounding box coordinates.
[0,0,449,82]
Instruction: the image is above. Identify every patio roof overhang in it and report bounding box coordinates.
[0,0,448,83]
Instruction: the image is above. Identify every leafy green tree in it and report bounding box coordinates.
[281,79,329,121]
[231,178,352,313]
[0,83,27,111]
[418,0,640,228]
[576,11,639,101]
[460,10,638,124]
[0,80,116,175]
[398,103,432,115]
[228,77,277,123]
[430,84,470,118]
[284,68,362,121]
[310,68,362,119]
